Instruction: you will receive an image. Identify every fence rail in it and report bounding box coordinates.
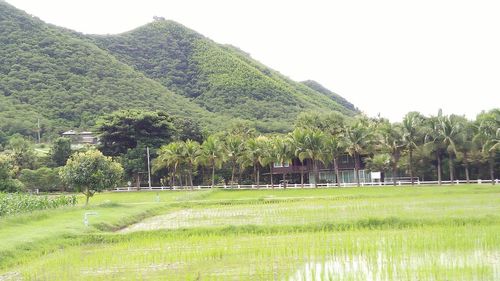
[114,179,499,191]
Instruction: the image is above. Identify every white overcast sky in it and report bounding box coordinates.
[6,0,500,121]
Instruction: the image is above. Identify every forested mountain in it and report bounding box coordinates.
[0,1,213,136]
[0,1,358,137]
[91,20,358,130]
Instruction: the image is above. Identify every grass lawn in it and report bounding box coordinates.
[1,184,499,280]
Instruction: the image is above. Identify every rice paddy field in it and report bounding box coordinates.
[1,184,499,280]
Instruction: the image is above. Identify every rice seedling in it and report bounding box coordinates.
[1,184,499,280]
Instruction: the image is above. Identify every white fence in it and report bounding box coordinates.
[114,179,499,191]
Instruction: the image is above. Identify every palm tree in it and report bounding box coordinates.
[424,114,445,185]
[289,129,307,187]
[274,135,295,188]
[154,141,184,188]
[245,136,267,188]
[402,112,424,185]
[344,120,373,187]
[440,115,462,183]
[377,121,405,186]
[261,136,280,189]
[183,140,201,189]
[474,109,500,185]
[224,135,245,187]
[365,153,392,181]
[294,129,325,188]
[323,135,346,187]
[456,118,477,183]
[201,135,225,188]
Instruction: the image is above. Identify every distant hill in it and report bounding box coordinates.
[0,1,358,137]
[301,80,357,112]
[0,1,214,135]
[91,20,359,132]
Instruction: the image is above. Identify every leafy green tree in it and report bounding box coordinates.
[49,137,72,167]
[60,150,123,205]
[120,146,147,189]
[174,118,204,142]
[402,112,424,185]
[19,167,65,192]
[5,135,37,175]
[96,110,176,156]
[0,154,24,192]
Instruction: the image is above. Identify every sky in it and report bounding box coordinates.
[6,0,500,121]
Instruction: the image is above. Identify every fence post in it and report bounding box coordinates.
[478,179,482,184]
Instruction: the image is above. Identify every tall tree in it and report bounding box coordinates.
[344,120,373,187]
[424,114,446,184]
[49,137,72,167]
[474,109,500,185]
[201,135,225,188]
[440,115,462,183]
[323,135,347,187]
[96,110,176,156]
[223,135,245,187]
[182,140,201,189]
[261,136,280,188]
[245,136,267,188]
[377,121,405,186]
[402,112,424,185]
[456,118,477,183]
[155,141,186,188]
[290,128,306,188]
[294,129,326,188]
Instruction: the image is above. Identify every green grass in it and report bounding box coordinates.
[1,184,499,280]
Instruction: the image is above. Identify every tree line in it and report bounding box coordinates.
[150,109,499,189]
[0,108,498,203]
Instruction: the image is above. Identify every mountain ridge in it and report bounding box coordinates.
[0,1,359,136]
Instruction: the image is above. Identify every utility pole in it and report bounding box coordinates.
[37,118,41,144]
[147,147,152,189]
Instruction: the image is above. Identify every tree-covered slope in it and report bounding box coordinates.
[301,80,357,112]
[91,20,359,131]
[0,1,213,135]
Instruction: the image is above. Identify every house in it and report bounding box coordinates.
[61,130,98,145]
[271,155,371,184]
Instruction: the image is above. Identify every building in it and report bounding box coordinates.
[271,155,371,184]
[61,130,98,145]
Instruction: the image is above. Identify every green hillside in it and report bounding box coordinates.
[301,80,357,112]
[0,1,213,135]
[91,20,358,131]
[0,2,358,136]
